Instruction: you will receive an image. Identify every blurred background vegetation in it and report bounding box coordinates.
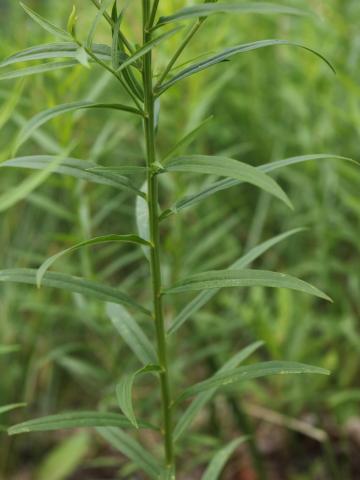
[0,1,359,479]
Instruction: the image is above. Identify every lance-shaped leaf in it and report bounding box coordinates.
[8,411,155,435]
[174,341,263,441]
[0,61,79,81]
[164,268,332,301]
[1,156,143,196]
[156,39,334,94]
[90,165,148,175]
[162,154,353,218]
[0,403,26,415]
[87,0,114,48]
[164,155,292,208]
[168,228,304,335]
[106,303,157,365]
[115,27,182,73]
[136,181,151,261]
[201,437,248,480]
[20,2,71,41]
[116,365,162,428]
[98,427,162,479]
[0,43,116,68]
[156,2,310,28]
[176,362,330,403]
[14,101,143,153]
[37,234,151,287]
[0,269,151,316]
[0,156,63,212]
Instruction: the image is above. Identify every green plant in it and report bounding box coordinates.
[1,1,351,478]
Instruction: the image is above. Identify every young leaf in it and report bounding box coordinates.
[37,234,151,287]
[116,365,162,428]
[14,101,143,153]
[97,427,162,479]
[8,411,155,435]
[168,228,304,335]
[162,116,213,165]
[174,341,264,441]
[164,269,332,301]
[0,269,151,315]
[164,155,292,208]
[20,2,71,41]
[156,2,310,28]
[177,361,330,403]
[106,303,157,365]
[115,27,183,74]
[201,437,248,480]
[164,154,354,217]
[1,156,143,196]
[156,39,335,94]
[0,403,26,415]
[0,156,63,212]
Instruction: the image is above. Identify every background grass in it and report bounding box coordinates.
[0,1,359,479]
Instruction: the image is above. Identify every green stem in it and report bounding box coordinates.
[142,1,175,475]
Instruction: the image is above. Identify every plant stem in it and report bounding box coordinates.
[142,0,175,475]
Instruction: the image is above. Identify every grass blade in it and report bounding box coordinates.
[164,155,292,208]
[0,269,151,315]
[201,437,248,480]
[177,362,330,403]
[174,342,263,441]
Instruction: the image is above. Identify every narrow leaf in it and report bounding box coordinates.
[0,61,79,81]
[98,427,162,479]
[177,361,330,403]
[157,39,334,94]
[136,181,151,261]
[90,165,148,175]
[1,156,143,196]
[168,228,304,335]
[164,269,332,302]
[37,234,150,287]
[156,2,310,27]
[163,154,353,218]
[14,101,142,153]
[106,303,157,365]
[164,155,292,208]
[20,2,71,41]
[8,411,155,435]
[174,342,263,441]
[0,403,26,415]
[116,365,162,428]
[0,269,151,315]
[87,0,114,48]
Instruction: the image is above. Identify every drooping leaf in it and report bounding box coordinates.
[0,403,26,415]
[164,268,332,301]
[20,2,71,41]
[106,303,157,365]
[14,101,143,153]
[156,2,310,28]
[37,234,151,287]
[8,411,155,435]
[168,228,304,335]
[163,154,352,218]
[1,156,143,196]
[0,156,63,212]
[164,155,292,208]
[116,365,162,428]
[201,437,248,480]
[156,39,334,94]
[115,27,182,73]
[98,427,162,479]
[174,342,263,441]
[0,269,151,315]
[177,361,330,403]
